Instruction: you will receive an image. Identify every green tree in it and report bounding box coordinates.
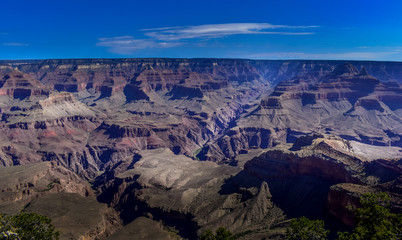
[286,216,329,240]
[338,192,402,240]
[215,227,234,240]
[200,229,215,240]
[0,212,59,240]
[0,214,18,240]
[200,227,234,240]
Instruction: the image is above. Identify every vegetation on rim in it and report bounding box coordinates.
[286,193,402,240]
[0,212,59,240]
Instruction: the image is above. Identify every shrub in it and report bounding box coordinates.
[286,216,329,240]
[200,227,234,240]
[337,193,401,240]
[0,212,59,240]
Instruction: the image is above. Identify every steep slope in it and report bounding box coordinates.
[244,134,402,222]
[0,69,50,100]
[94,148,286,239]
[0,59,401,239]
[199,63,402,162]
[106,217,174,240]
[0,162,122,239]
[0,60,401,174]
[0,59,277,178]
[0,88,104,178]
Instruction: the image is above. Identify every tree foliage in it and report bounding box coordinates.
[200,227,234,240]
[285,192,402,240]
[337,192,402,240]
[0,212,59,240]
[286,216,329,240]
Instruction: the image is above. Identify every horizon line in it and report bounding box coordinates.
[0,57,401,63]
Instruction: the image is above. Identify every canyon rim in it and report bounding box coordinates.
[0,59,401,239]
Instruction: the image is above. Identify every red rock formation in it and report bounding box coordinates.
[198,63,402,163]
[0,70,50,99]
[243,134,401,223]
[0,59,400,239]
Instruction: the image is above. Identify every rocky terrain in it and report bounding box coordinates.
[0,162,121,240]
[0,58,400,239]
[244,134,401,221]
[94,148,286,239]
[199,63,402,162]
[0,161,91,214]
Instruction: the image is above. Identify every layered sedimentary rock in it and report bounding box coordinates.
[94,148,286,239]
[0,60,401,174]
[0,162,121,240]
[0,59,274,178]
[0,161,91,210]
[244,134,402,222]
[0,70,50,99]
[327,182,402,226]
[0,59,401,239]
[200,63,402,162]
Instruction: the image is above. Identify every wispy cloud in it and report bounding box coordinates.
[97,23,318,54]
[242,50,400,60]
[3,42,29,47]
[96,36,182,54]
[143,23,318,41]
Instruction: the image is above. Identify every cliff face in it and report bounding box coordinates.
[94,148,285,238]
[244,134,402,223]
[0,70,50,99]
[0,161,91,203]
[0,59,276,177]
[0,60,401,175]
[0,59,401,238]
[199,63,402,162]
[0,162,122,240]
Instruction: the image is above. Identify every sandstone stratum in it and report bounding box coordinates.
[0,59,401,239]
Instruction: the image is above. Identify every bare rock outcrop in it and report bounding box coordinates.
[327,182,402,226]
[95,149,285,239]
[0,161,92,215]
[0,59,401,238]
[244,134,402,222]
[199,63,402,162]
[0,162,122,240]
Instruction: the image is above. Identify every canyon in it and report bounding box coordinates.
[0,58,401,239]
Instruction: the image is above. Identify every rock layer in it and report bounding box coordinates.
[244,134,402,222]
[95,148,286,239]
[0,59,401,239]
[200,63,402,162]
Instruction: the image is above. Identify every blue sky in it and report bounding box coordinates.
[1,0,401,60]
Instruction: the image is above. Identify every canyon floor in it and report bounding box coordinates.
[0,59,401,239]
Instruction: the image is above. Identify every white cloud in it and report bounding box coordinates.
[96,36,182,54]
[143,23,318,41]
[97,23,318,54]
[3,42,29,46]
